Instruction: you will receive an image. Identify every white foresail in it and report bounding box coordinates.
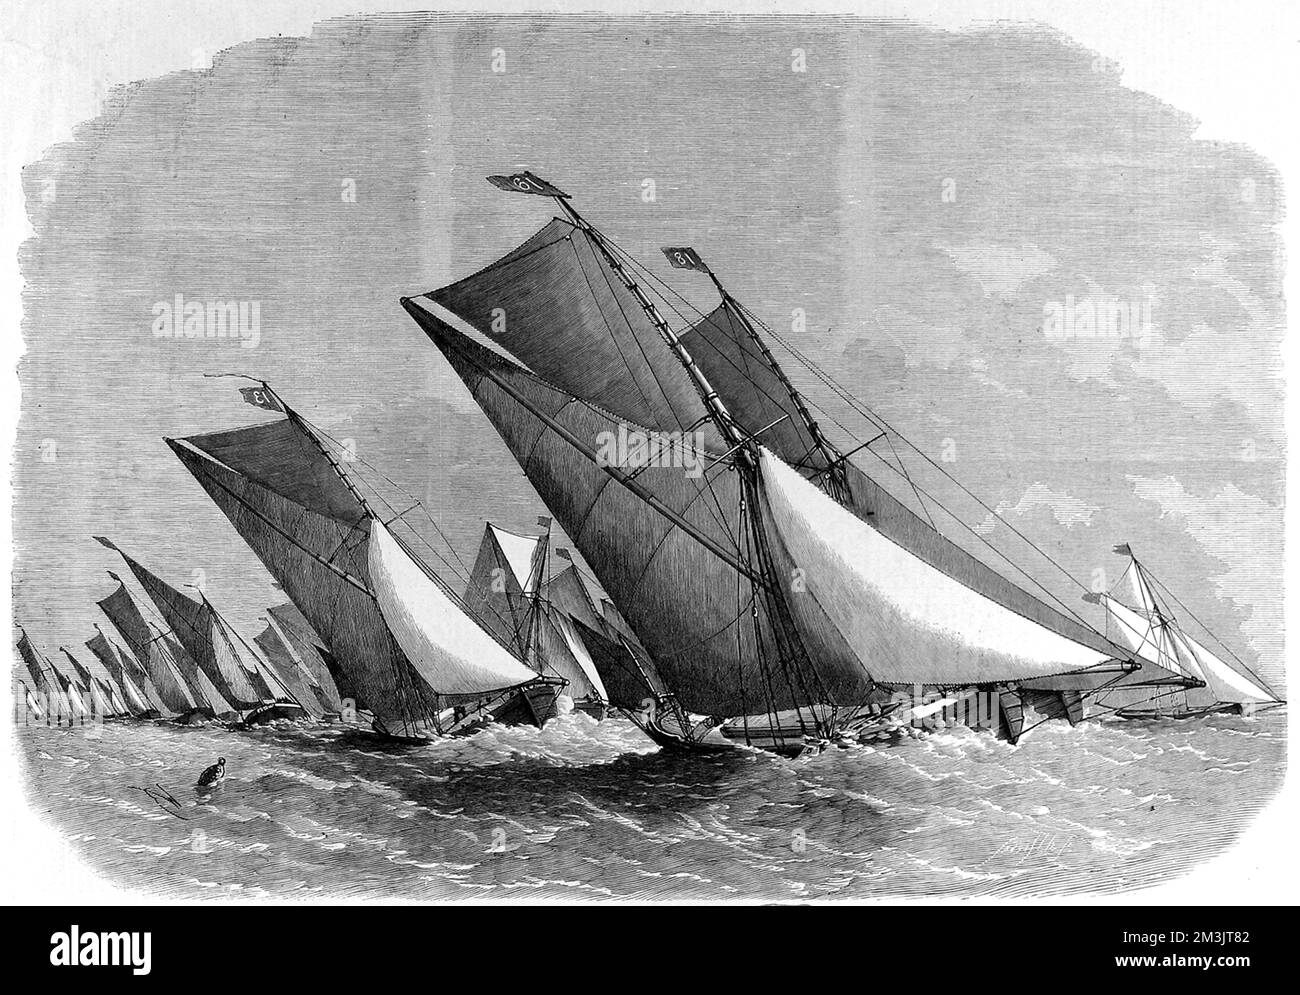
[1099,595,1198,680]
[368,519,540,694]
[1170,628,1275,704]
[549,609,608,700]
[490,525,546,595]
[756,448,1113,684]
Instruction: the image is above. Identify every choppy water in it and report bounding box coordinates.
[14,709,1286,901]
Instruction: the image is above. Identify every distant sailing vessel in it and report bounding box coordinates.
[93,538,304,725]
[1089,545,1284,719]
[463,521,609,718]
[166,383,565,741]
[399,171,1203,755]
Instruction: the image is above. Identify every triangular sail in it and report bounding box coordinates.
[682,301,1138,663]
[536,607,607,702]
[368,518,541,695]
[254,624,329,718]
[98,583,199,713]
[266,605,344,711]
[1171,629,1276,704]
[406,296,871,715]
[424,218,724,452]
[86,632,152,714]
[463,524,539,653]
[568,618,666,711]
[167,431,443,737]
[755,448,1118,684]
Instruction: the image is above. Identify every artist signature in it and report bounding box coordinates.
[989,832,1073,864]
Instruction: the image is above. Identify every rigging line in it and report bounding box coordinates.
[579,229,752,558]
[742,510,788,745]
[750,303,1101,601]
[1139,562,1278,694]
[743,471,836,735]
[601,240,1097,635]
[882,429,937,530]
[601,236,827,446]
[297,417,474,584]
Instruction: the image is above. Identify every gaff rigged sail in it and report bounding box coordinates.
[405,295,874,716]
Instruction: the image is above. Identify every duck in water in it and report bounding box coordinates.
[196,757,226,788]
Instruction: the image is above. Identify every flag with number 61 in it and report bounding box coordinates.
[661,246,711,273]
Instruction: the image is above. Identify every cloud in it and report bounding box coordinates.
[1126,473,1283,669]
[974,482,1100,535]
[943,243,1058,296]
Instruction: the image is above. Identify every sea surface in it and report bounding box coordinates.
[14,708,1286,901]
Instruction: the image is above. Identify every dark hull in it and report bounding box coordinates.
[490,683,563,729]
[1115,701,1278,720]
[242,702,306,726]
[571,697,608,721]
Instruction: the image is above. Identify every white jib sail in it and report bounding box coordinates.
[490,524,546,595]
[369,518,540,695]
[1100,594,1198,680]
[549,609,608,700]
[757,448,1113,684]
[1170,628,1274,704]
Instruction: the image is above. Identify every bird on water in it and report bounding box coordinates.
[197,757,226,788]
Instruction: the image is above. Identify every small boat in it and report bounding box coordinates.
[1089,545,1284,720]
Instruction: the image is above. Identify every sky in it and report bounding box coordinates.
[10,11,1286,691]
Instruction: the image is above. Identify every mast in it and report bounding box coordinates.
[488,174,837,737]
[549,196,747,455]
[675,250,851,502]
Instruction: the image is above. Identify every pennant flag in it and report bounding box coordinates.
[661,246,710,273]
[486,171,569,198]
[537,516,552,529]
[555,548,572,561]
[1113,543,1133,557]
[239,385,283,412]
[93,535,120,551]
[107,570,122,583]
[1081,591,1104,604]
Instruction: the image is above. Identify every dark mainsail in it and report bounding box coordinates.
[404,297,873,717]
[97,581,202,714]
[167,402,558,740]
[16,629,57,697]
[94,540,281,711]
[254,623,330,719]
[426,218,725,454]
[402,177,1187,751]
[168,425,442,737]
[87,628,163,715]
[266,604,345,711]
